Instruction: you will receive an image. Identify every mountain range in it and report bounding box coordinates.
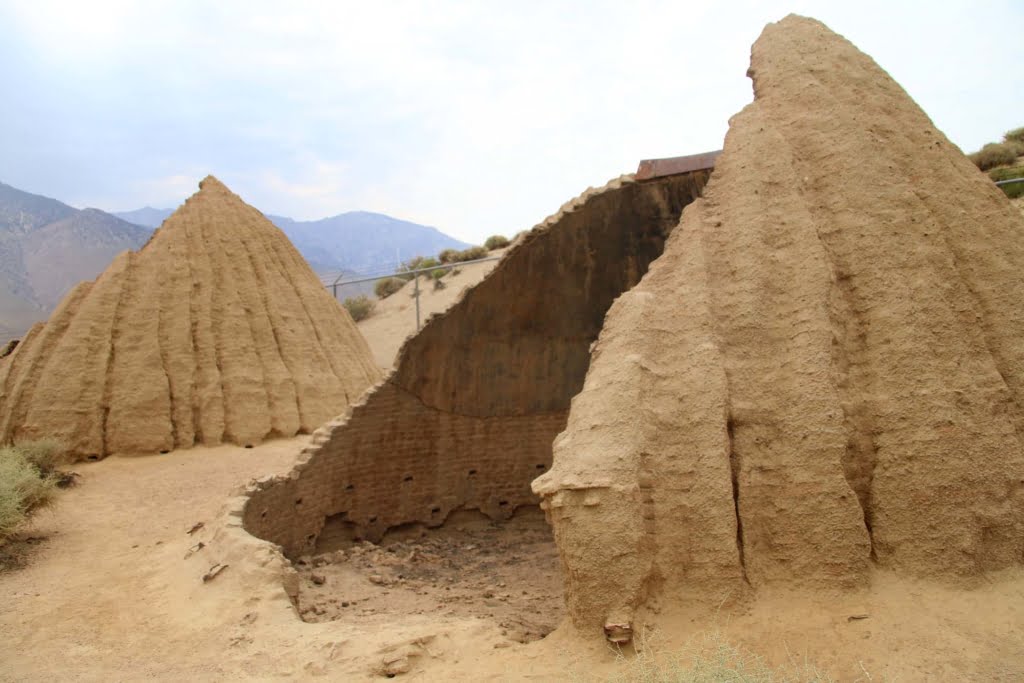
[0,181,469,341]
[115,207,469,277]
[0,182,151,341]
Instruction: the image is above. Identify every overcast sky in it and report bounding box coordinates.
[1,1,1021,243]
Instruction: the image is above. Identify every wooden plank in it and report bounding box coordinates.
[636,150,722,181]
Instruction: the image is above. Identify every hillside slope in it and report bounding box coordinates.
[116,207,469,275]
[0,182,150,340]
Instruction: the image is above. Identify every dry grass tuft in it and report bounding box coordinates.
[0,440,67,540]
[342,295,375,322]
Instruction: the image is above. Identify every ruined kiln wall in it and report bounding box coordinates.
[534,15,1024,637]
[244,172,711,558]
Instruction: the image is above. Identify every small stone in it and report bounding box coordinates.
[483,590,495,598]
[382,655,410,676]
[311,573,326,585]
[369,574,387,585]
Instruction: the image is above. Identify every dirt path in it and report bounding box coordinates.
[0,440,306,680]
[0,439,570,681]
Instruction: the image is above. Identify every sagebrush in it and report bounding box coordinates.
[0,440,67,540]
[456,246,488,262]
[969,142,1018,171]
[990,165,1024,199]
[484,234,510,250]
[342,295,375,321]
[438,248,460,263]
[374,277,405,299]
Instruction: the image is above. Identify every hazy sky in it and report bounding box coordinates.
[1,1,1021,243]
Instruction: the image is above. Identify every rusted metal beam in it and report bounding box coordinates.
[636,150,722,181]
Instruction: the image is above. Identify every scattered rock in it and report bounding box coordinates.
[311,573,326,585]
[183,541,205,559]
[202,563,228,583]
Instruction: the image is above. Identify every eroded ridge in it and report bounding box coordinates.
[533,14,1024,637]
[0,177,381,459]
[243,171,712,559]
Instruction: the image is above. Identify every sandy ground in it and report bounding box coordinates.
[0,439,570,681]
[355,253,503,370]
[293,506,563,644]
[2,436,1023,681]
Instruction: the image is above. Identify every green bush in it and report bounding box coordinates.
[0,441,64,541]
[455,246,489,262]
[374,277,405,299]
[438,248,460,264]
[16,439,66,477]
[1003,127,1024,146]
[397,256,442,280]
[484,234,510,250]
[969,142,1019,171]
[342,295,375,322]
[990,165,1024,199]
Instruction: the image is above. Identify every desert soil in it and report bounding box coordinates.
[293,506,563,644]
[2,438,1023,681]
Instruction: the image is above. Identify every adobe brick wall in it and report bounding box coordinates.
[243,171,711,558]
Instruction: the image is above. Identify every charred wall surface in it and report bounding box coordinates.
[243,172,710,558]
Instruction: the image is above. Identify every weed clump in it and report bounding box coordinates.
[970,143,1019,171]
[990,165,1024,199]
[484,234,510,250]
[342,295,375,321]
[456,246,488,262]
[438,248,460,264]
[374,277,405,299]
[0,440,67,540]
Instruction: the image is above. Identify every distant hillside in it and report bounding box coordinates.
[116,208,469,276]
[0,182,150,341]
[111,206,173,228]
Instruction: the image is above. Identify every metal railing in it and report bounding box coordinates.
[325,255,502,330]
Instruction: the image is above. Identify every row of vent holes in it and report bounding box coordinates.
[296,464,550,505]
[344,464,548,485]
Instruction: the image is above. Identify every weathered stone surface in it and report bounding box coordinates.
[533,15,1024,635]
[0,176,380,458]
[243,171,712,558]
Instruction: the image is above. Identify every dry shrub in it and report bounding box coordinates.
[374,277,405,299]
[342,295,375,322]
[456,246,489,262]
[484,234,510,250]
[0,441,66,540]
[969,143,1019,171]
[438,248,460,264]
[990,166,1024,199]
[1003,127,1024,146]
[397,256,441,280]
